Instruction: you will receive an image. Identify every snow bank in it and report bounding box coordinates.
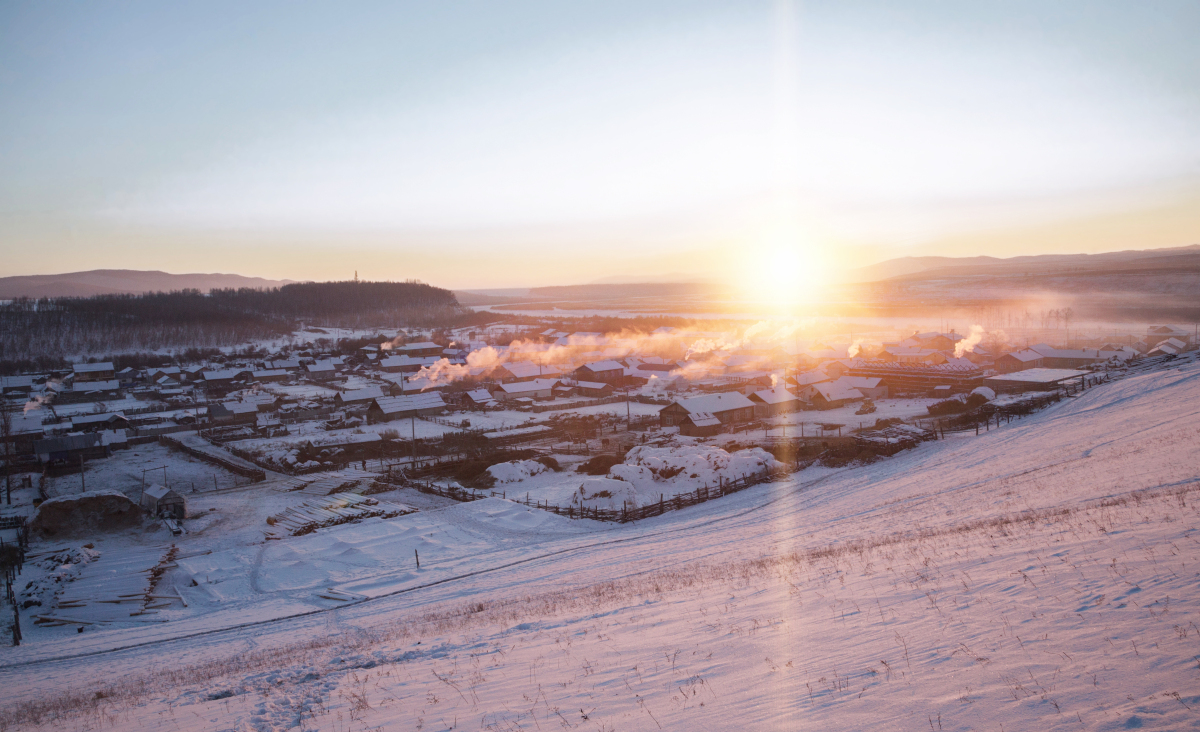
[486,460,549,484]
[31,489,143,536]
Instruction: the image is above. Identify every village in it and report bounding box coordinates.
[0,317,1194,651]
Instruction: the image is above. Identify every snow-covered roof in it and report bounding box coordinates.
[505,362,560,379]
[985,368,1088,384]
[574,380,611,390]
[73,362,114,374]
[750,386,800,405]
[72,379,121,392]
[788,370,829,387]
[338,386,384,403]
[579,360,624,372]
[812,381,863,402]
[216,401,259,414]
[71,412,127,426]
[380,355,442,369]
[253,369,288,378]
[1001,349,1044,363]
[835,376,882,389]
[496,378,560,395]
[372,392,447,415]
[686,412,722,427]
[670,392,755,415]
[204,369,244,381]
[465,388,494,403]
[143,484,172,501]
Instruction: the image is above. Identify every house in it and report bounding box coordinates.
[0,375,38,395]
[1146,325,1192,347]
[846,360,983,394]
[463,388,497,408]
[379,355,443,373]
[72,362,115,382]
[808,381,864,410]
[389,341,443,358]
[33,433,110,465]
[203,369,248,393]
[1027,344,1107,369]
[984,368,1088,394]
[786,370,830,390]
[574,381,614,398]
[366,393,448,422]
[148,367,182,382]
[70,412,130,432]
[265,359,302,371]
[1147,340,1183,357]
[62,379,122,403]
[492,378,560,402]
[141,484,187,519]
[503,362,562,382]
[659,392,756,428]
[748,386,802,417]
[209,401,260,424]
[994,349,1045,373]
[574,360,625,384]
[835,375,888,399]
[909,331,963,352]
[334,386,385,407]
[252,369,289,383]
[822,359,865,378]
[306,362,337,381]
[878,346,946,364]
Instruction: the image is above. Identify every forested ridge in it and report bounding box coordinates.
[0,280,461,369]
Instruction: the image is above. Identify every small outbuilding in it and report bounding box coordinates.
[141,484,187,519]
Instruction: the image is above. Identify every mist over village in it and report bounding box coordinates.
[1,2,1198,730]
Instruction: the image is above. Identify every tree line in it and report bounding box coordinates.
[0,280,462,372]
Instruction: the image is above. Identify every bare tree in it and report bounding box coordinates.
[0,406,11,505]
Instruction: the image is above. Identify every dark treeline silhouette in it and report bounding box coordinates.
[0,280,461,370]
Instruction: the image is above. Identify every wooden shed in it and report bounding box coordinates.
[141,484,187,519]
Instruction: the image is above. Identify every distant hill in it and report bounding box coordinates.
[849,244,1200,283]
[0,269,294,299]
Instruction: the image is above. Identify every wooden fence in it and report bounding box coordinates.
[380,464,788,523]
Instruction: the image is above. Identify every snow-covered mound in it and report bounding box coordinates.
[608,445,781,503]
[486,459,550,484]
[30,489,143,536]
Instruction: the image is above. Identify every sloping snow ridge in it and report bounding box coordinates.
[1,362,1199,731]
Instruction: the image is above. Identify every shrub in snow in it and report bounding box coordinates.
[607,445,781,502]
[487,460,550,484]
[570,477,638,510]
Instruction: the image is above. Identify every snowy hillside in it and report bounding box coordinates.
[1,362,1198,730]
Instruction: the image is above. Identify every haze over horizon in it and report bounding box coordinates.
[2,1,1198,291]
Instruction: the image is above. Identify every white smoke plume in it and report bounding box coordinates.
[405,320,815,389]
[23,393,52,414]
[847,338,864,358]
[954,325,985,358]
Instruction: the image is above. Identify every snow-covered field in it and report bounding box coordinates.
[1,362,1197,730]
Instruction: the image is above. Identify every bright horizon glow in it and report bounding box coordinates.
[1,2,1198,287]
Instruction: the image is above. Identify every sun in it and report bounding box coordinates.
[740,228,828,308]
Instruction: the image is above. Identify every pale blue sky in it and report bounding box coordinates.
[2,1,1198,286]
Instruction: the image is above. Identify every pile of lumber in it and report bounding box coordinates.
[266,493,415,538]
[276,468,378,496]
[34,545,183,628]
